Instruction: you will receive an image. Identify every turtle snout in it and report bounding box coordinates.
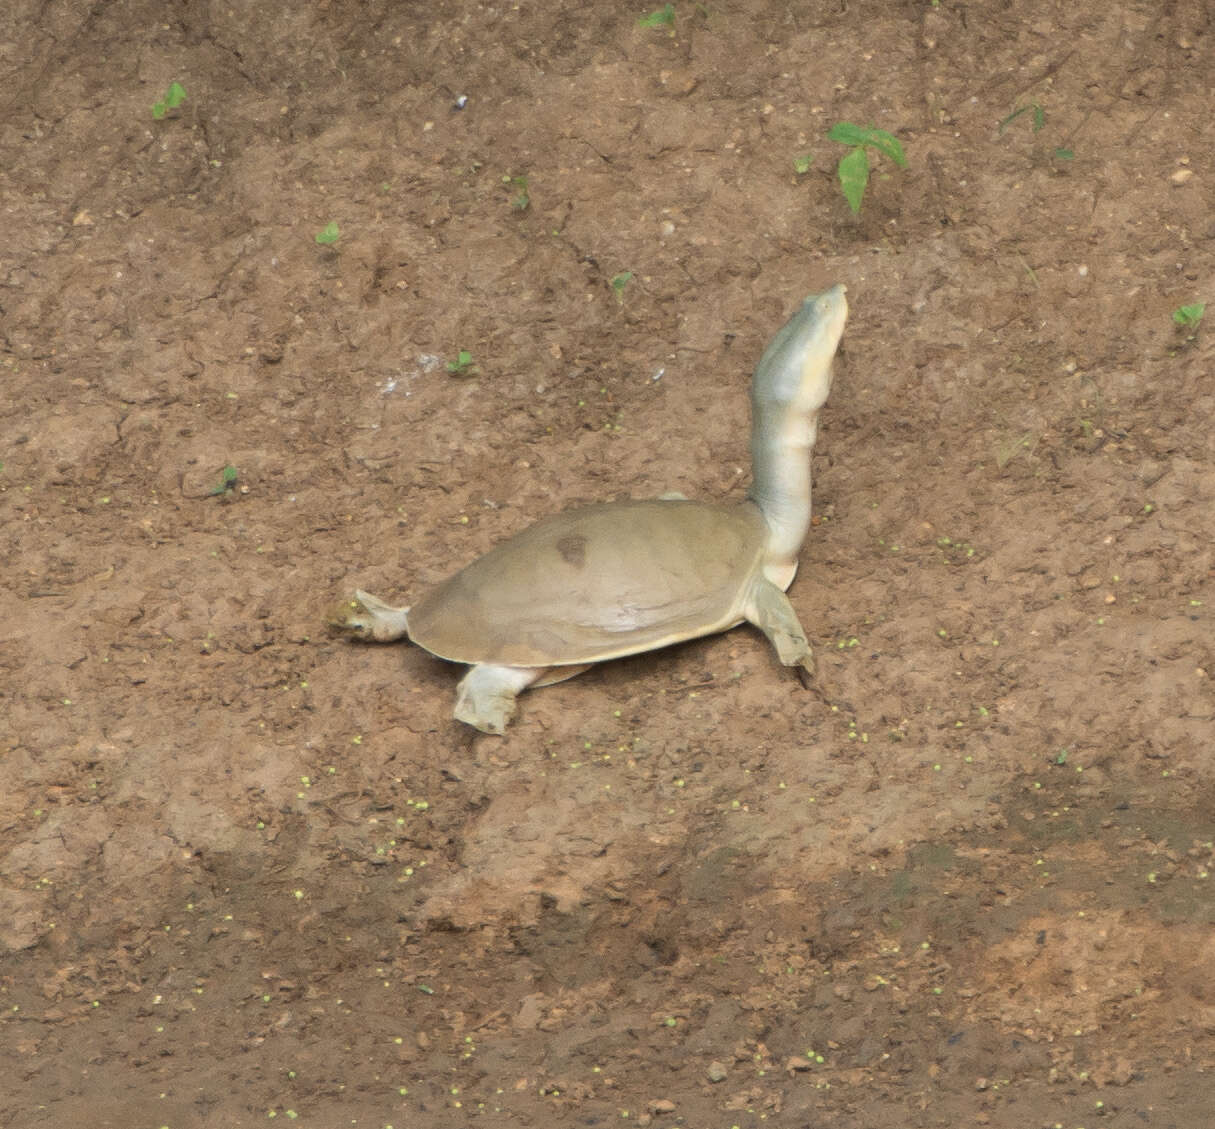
[326,597,373,639]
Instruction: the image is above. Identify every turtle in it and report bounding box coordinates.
[329,283,848,734]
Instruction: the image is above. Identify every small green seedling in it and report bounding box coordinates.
[638,4,675,28]
[152,82,188,120]
[504,174,530,211]
[827,122,907,214]
[792,153,813,175]
[209,465,239,497]
[998,102,1045,134]
[999,105,1074,162]
[1172,303,1205,329]
[610,272,634,302]
[315,222,340,246]
[446,350,476,375]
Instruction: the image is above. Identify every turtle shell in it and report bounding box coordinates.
[407,499,768,667]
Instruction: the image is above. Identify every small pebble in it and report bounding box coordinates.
[707,1061,728,1082]
[1170,167,1194,185]
[786,1055,813,1072]
[647,1098,676,1114]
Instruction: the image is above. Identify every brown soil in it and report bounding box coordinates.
[3,2,1214,1126]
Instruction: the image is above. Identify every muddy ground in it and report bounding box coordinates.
[3,1,1214,1126]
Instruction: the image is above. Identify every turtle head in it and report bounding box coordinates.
[747,284,848,583]
[326,590,412,642]
[751,283,848,416]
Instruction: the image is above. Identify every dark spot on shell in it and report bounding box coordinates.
[556,534,588,568]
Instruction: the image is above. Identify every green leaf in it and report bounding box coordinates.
[1172,303,1205,328]
[792,153,813,175]
[610,271,633,299]
[828,123,906,168]
[315,222,340,245]
[863,128,907,168]
[998,103,1044,135]
[827,121,870,148]
[209,464,239,496]
[997,107,1024,134]
[837,147,870,214]
[638,4,675,27]
[153,82,187,119]
[1052,148,1074,161]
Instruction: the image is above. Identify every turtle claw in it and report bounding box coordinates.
[327,589,411,642]
[453,689,515,736]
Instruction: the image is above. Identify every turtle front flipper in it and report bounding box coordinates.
[327,589,412,642]
[453,664,546,735]
[744,577,815,680]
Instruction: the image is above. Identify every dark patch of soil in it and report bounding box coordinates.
[3,2,1214,1126]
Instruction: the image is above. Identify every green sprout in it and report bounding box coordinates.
[638,4,675,28]
[610,272,634,303]
[315,222,340,246]
[152,82,188,120]
[792,153,813,175]
[504,174,530,211]
[999,104,1074,161]
[998,102,1045,134]
[1172,303,1205,329]
[446,350,476,375]
[827,122,907,214]
[209,465,239,497]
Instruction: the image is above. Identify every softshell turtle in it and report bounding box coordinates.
[330,283,848,734]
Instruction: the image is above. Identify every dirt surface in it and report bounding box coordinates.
[3,1,1215,1126]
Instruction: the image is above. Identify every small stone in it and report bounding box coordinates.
[1171,167,1194,185]
[785,1055,813,1072]
[513,994,545,1030]
[975,1076,989,1090]
[647,1098,676,1114]
[706,1061,728,1083]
